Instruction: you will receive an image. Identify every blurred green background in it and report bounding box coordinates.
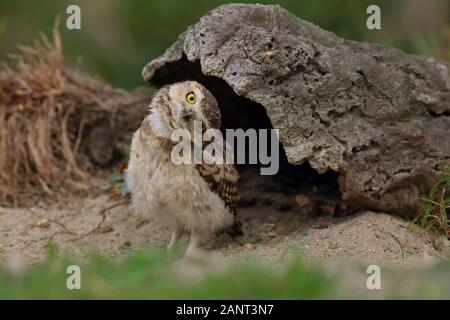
[0,0,449,89]
[1,246,450,299]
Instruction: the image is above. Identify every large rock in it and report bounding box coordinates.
[142,4,450,217]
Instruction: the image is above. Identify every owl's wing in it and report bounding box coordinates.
[195,163,238,214]
[195,162,243,236]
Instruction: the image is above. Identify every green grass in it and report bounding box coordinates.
[0,16,7,39]
[412,165,450,239]
[0,246,338,299]
[2,245,450,299]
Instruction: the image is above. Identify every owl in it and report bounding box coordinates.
[126,81,243,255]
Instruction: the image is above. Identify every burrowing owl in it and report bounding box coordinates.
[126,81,242,255]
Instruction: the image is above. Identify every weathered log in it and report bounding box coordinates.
[142,4,450,218]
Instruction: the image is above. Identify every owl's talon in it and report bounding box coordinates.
[185,232,200,256]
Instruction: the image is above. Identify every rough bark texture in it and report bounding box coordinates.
[142,4,450,218]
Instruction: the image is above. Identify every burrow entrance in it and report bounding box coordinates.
[150,57,345,216]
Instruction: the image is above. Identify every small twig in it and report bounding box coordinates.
[81,200,129,237]
[378,230,405,260]
[47,200,129,240]
[47,219,78,235]
[97,200,130,216]
[387,232,405,260]
[72,116,86,155]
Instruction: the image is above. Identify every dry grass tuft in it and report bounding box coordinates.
[0,26,140,206]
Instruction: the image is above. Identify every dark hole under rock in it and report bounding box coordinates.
[150,57,346,216]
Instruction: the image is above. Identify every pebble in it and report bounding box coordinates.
[328,242,339,249]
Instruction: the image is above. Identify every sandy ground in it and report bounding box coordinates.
[0,193,444,265]
[2,185,450,299]
[2,192,449,299]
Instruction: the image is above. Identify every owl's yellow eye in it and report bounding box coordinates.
[186,92,196,104]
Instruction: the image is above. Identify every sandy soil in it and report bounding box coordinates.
[2,192,449,299]
[0,192,444,265]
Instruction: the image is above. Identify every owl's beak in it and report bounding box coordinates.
[182,110,193,121]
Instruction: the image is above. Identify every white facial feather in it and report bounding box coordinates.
[149,108,171,138]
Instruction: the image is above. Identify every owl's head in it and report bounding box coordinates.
[148,81,221,139]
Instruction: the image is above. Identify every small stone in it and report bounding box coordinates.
[299,228,309,236]
[28,219,50,229]
[36,219,50,228]
[319,203,336,215]
[328,242,339,249]
[243,243,254,250]
[295,194,310,207]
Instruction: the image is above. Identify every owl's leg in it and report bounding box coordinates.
[185,231,200,255]
[167,228,179,250]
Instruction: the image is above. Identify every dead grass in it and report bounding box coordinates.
[0,25,136,206]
